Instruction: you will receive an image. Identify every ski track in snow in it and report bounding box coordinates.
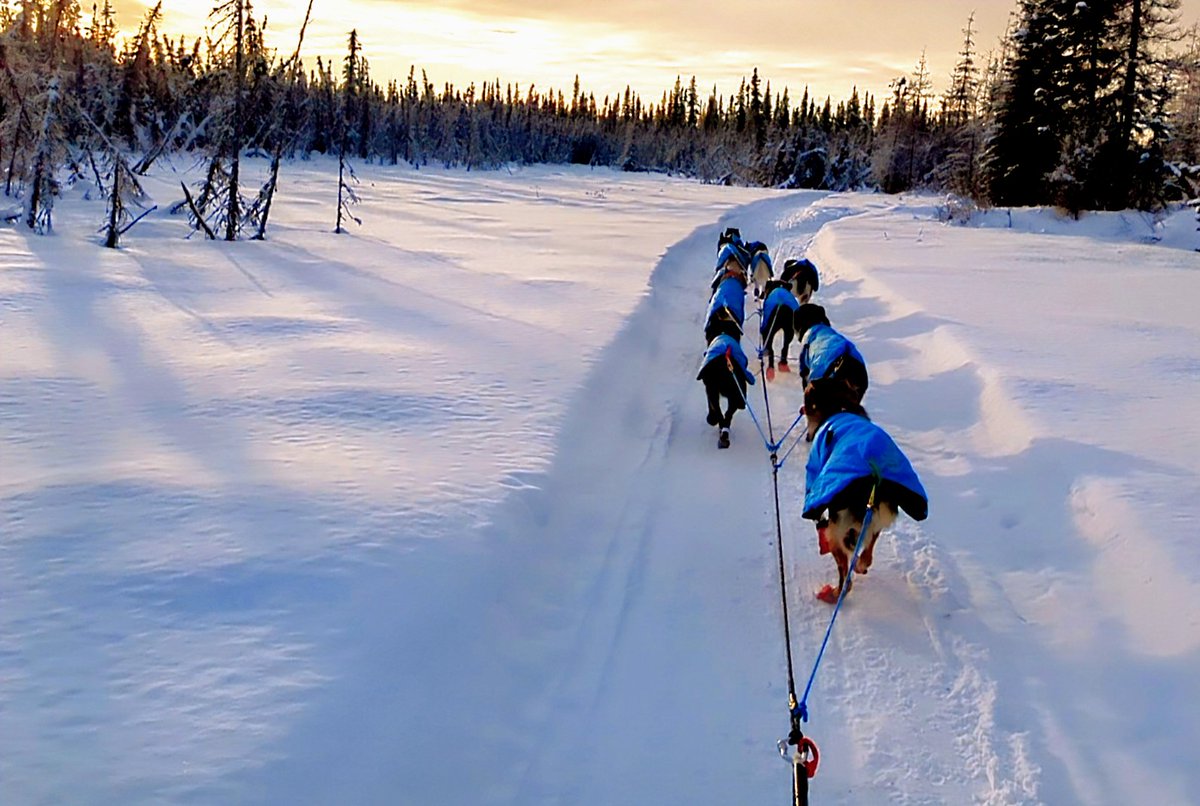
[0,165,778,805]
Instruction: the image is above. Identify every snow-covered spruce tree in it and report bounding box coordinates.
[824,88,874,190]
[1107,0,1183,209]
[1050,0,1128,212]
[1168,26,1200,167]
[985,0,1183,210]
[936,13,986,199]
[66,92,153,246]
[0,35,40,200]
[873,73,920,193]
[984,0,1074,206]
[243,0,313,239]
[113,2,162,152]
[24,75,62,232]
[17,0,88,233]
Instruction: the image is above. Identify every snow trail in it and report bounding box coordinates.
[6,165,1200,804]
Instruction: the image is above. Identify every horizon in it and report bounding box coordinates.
[101,0,1198,112]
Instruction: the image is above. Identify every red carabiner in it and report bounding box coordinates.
[798,736,820,779]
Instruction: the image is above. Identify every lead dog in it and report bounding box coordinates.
[745,240,774,299]
[801,395,928,602]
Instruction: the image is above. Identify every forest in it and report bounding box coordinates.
[2,0,1198,242]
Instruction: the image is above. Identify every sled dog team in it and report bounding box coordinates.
[697,227,929,603]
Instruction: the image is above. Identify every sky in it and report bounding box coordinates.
[112,0,1200,108]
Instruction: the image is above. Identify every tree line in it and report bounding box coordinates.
[1,0,1198,243]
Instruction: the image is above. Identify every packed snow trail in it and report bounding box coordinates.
[238,190,829,804]
[242,191,1038,805]
[6,165,1200,805]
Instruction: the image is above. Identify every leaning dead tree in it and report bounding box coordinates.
[246,0,314,239]
[182,0,314,241]
[69,99,155,247]
[182,0,251,240]
[335,29,364,234]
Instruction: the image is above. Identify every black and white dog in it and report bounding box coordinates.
[800,398,928,602]
[759,279,800,380]
[745,241,774,299]
[781,258,820,304]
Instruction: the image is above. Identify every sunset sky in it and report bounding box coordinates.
[114,0,1200,107]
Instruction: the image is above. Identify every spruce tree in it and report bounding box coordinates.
[985,0,1072,206]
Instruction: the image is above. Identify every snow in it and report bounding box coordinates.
[2,161,1199,805]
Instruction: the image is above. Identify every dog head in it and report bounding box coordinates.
[803,378,868,441]
[718,227,742,250]
[793,281,815,304]
[782,259,819,302]
[793,303,830,341]
[762,278,789,297]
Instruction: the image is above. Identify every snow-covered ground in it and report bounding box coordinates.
[2,160,1198,805]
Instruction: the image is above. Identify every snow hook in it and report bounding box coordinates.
[780,732,819,806]
[795,736,819,779]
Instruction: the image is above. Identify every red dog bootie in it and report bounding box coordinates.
[778,361,791,373]
[816,584,840,604]
[766,366,776,382]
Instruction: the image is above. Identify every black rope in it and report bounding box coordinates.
[754,284,816,805]
[756,309,807,752]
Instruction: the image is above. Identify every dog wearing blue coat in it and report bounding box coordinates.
[801,397,928,602]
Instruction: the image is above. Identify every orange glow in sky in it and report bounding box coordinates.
[114,0,1200,107]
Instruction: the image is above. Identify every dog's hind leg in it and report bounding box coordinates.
[704,382,724,427]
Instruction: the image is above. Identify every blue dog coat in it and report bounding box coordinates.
[707,276,747,327]
[799,323,866,383]
[698,334,756,385]
[803,412,928,521]
[760,286,800,335]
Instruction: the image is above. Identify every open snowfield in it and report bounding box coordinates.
[2,159,1199,805]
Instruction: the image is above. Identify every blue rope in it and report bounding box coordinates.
[795,482,879,723]
[724,360,773,451]
[773,413,805,462]
[726,367,807,463]
[775,425,809,470]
